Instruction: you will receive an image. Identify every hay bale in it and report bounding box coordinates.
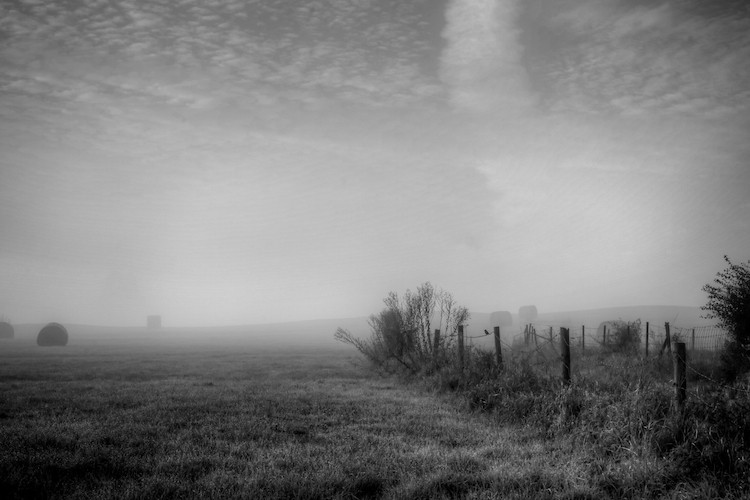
[0,321,13,339]
[37,322,68,346]
[518,305,538,324]
[489,310,513,327]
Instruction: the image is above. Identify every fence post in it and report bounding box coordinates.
[458,325,465,372]
[581,325,585,353]
[645,321,649,358]
[660,322,671,357]
[603,325,607,346]
[561,327,571,385]
[533,325,538,349]
[493,326,503,371]
[674,342,687,412]
[523,324,528,345]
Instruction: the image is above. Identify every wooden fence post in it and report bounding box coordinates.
[603,325,607,346]
[581,325,585,353]
[645,321,649,358]
[674,342,687,412]
[561,327,571,385]
[493,326,503,371]
[660,322,671,357]
[533,325,538,349]
[666,322,671,354]
[458,325,465,371]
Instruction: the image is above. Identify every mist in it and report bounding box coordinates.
[1,0,748,328]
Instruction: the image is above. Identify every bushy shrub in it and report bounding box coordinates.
[702,255,750,380]
[603,319,642,354]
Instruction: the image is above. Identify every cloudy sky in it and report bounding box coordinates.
[1,0,748,327]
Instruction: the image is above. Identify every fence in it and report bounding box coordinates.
[670,325,728,352]
[470,322,729,355]
[456,320,734,412]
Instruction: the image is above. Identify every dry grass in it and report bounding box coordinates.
[0,336,591,499]
[2,333,747,499]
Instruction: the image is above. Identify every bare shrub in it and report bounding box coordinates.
[335,282,469,374]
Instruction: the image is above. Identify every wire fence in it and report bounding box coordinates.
[462,321,731,374]
[670,325,729,351]
[458,321,750,408]
[480,322,729,352]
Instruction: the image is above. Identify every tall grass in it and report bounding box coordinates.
[428,345,750,499]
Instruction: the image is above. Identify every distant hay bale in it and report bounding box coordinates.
[489,310,513,327]
[37,322,68,346]
[518,305,538,324]
[0,321,13,339]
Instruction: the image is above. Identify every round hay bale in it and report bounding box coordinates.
[37,322,68,346]
[518,305,538,324]
[489,310,513,327]
[0,321,13,339]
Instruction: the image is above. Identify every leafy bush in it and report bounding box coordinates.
[702,255,750,380]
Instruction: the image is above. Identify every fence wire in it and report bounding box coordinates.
[462,321,731,373]
[476,322,730,353]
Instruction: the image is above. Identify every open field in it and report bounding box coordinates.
[2,323,748,499]
[1,332,589,500]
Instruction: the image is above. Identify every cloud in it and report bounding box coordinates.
[440,0,537,113]
[541,0,750,116]
[0,0,444,125]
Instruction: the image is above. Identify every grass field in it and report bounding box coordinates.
[1,327,747,499]
[0,331,586,500]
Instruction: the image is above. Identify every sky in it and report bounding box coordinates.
[1,0,749,327]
